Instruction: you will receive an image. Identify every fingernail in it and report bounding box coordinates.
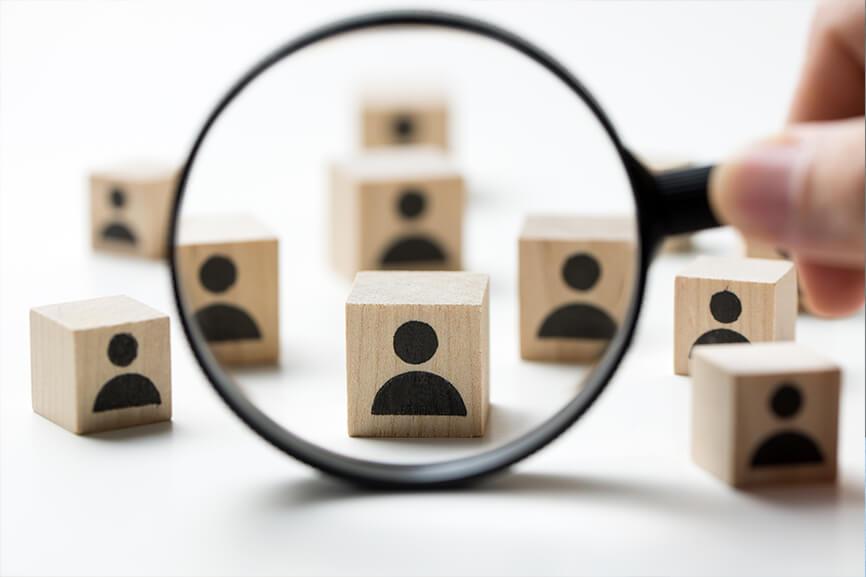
[710,140,810,239]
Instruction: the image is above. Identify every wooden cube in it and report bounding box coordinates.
[30,295,171,434]
[674,256,797,376]
[361,92,448,150]
[330,148,464,277]
[519,215,636,363]
[691,342,840,487]
[176,214,279,365]
[90,163,178,259]
[346,271,489,437]
[743,236,806,311]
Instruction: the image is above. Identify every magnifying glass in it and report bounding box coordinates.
[169,10,719,488]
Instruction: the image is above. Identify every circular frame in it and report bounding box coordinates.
[169,9,658,488]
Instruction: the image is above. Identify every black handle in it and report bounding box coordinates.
[654,165,719,236]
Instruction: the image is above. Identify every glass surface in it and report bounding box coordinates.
[174,26,639,465]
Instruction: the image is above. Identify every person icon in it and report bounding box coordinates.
[193,254,262,343]
[371,320,467,416]
[689,289,750,356]
[380,188,448,267]
[750,383,824,467]
[93,333,162,412]
[537,252,617,340]
[391,113,415,143]
[100,187,137,245]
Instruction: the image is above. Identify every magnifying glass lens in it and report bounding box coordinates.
[174,25,639,471]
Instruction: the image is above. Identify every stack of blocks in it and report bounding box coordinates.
[674,256,797,376]
[30,296,171,434]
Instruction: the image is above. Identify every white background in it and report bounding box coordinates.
[1,1,863,576]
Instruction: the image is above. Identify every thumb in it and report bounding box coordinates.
[709,118,865,268]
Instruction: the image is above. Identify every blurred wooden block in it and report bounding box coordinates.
[691,342,840,487]
[743,236,807,311]
[330,148,464,277]
[30,295,171,434]
[674,256,797,376]
[90,163,178,259]
[361,92,448,150]
[519,215,636,363]
[346,271,489,437]
[177,214,279,365]
[661,233,695,254]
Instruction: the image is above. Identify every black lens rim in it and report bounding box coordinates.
[168,9,655,488]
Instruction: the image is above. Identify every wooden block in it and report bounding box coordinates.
[176,214,279,365]
[674,256,797,376]
[519,215,636,363]
[691,342,840,487]
[30,295,171,434]
[330,148,464,277]
[90,163,178,259]
[361,91,448,149]
[660,233,695,254]
[346,271,489,437]
[743,236,807,311]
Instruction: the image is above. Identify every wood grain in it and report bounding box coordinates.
[691,342,839,487]
[30,295,171,434]
[346,271,489,437]
[674,256,797,375]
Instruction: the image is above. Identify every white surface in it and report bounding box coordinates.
[1,2,863,576]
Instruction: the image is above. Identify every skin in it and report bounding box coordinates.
[709,0,865,317]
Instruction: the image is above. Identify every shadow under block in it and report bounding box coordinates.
[176,214,279,365]
[361,92,448,150]
[519,215,636,363]
[674,256,797,376]
[346,271,489,438]
[690,342,840,487]
[330,148,464,277]
[30,295,171,434]
[90,163,179,259]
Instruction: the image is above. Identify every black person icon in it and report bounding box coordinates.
[92,333,162,412]
[689,289,750,356]
[750,383,824,467]
[371,320,467,416]
[193,254,262,343]
[379,187,449,267]
[537,253,617,340]
[100,186,137,245]
[391,113,416,143]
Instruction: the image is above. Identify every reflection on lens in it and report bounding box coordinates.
[175,27,638,465]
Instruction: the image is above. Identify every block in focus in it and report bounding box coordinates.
[346,271,489,437]
[30,295,171,434]
[691,342,840,487]
[674,256,796,375]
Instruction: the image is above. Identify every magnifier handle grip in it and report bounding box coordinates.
[654,165,720,236]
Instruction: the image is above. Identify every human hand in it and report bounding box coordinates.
[709,0,864,317]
